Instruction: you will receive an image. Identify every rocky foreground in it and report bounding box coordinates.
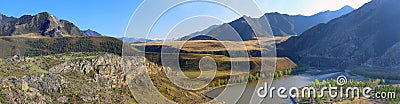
[0,52,210,103]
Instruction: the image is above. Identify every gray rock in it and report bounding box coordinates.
[50,54,146,88]
[0,76,53,104]
[21,73,72,93]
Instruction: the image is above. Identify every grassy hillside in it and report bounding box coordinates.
[0,36,123,58]
[133,36,289,53]
[133,36,295,72]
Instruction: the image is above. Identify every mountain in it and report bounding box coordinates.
[290,5,355,34]
[180,15,274,41]
[278,0,400,69]
[84,29,102,36]
[179,6,354,41]
[181,25,219,40]
[0,12,84,37]
[119,37,162,43]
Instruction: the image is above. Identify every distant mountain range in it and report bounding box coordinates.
[83,29,102,36]
[278,0,400,69]
[0,12,84,37]
[180,5,354,41]
[83,30,161,43]
[82,29,162,43]
[119,37,161,43]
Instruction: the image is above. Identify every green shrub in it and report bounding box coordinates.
[216,80,221,86]
[278,71,283,77]
[0,92,6,103]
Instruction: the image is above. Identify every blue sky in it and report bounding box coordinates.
[0,0,370,38]
[0,0,142,37]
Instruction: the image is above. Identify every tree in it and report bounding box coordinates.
[261,73,266,78]
[278,71,283,77]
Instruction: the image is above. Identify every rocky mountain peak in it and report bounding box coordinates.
[83,29,102,36]
[341,5,354,10]
[37,12,51,16]
[0,12,84,37]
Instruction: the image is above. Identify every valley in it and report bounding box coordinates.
[131,36,297,85]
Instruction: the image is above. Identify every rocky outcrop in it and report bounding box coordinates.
[0,53,142,103]
[0,12,84,37]
[0,52,211,103]
[50,54,145,88]
[0,74,72,103]
[21,74,72,94]
[0,76,53,104]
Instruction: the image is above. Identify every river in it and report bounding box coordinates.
[205,72,342,104]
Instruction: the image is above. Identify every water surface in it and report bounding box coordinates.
[206,72,341,104]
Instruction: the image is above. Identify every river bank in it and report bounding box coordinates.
[203,71,343,103]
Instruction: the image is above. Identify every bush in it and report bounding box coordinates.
[261,73,266,78]
[278,71,283,77]
[216,80,222,86]
[0,93,7,104]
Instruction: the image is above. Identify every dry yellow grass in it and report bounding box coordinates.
[135,36,296,72]
[177,53,296,72]
[131,36,290,52]
[183,70,232,78]
[2,33,52,38]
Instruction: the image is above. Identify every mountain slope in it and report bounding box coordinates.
[0,12,84,37]
[84,29,102,36]
[291,5,354,34]
[0,36,126,58]
[278,0,400,69]
[180,6,354,41]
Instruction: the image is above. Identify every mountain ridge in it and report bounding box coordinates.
[0,12,84,37]
[179,5,354,41]
[278,0,400,69]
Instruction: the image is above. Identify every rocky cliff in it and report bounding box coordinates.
[0,52,210,103]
